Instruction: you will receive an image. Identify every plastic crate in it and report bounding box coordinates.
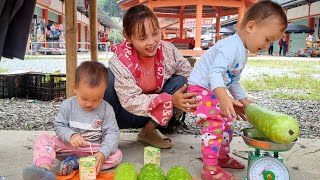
[26,73,66,101]
[0,73,26,98]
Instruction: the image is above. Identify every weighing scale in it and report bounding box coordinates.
[241,128,297,180]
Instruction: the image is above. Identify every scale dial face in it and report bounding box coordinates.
[249,156,289,180]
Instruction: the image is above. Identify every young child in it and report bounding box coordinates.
[188,1,287,179]
[23,61,122,180]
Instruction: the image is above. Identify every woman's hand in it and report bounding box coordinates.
[239,98,254,107]
[93,152,105,174]
[234,103,246,121]
[234,98,254,121]
[172,84,201,112]
[69,133,87,148]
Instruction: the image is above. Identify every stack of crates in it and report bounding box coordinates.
[0,73,26,98]
[25,73,66,101]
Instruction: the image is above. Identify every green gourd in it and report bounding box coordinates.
[245,103,300,144]
[114,163,138,180]
[167,166,192,180]
[139,163,165,180]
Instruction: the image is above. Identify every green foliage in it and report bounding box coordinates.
[241,75,320,91]
[108,29,124,44]
[271,90,320,101]
[247,59,320,69]
[97,0,124,18]
[0,68,8,73]
[241,75,320,100]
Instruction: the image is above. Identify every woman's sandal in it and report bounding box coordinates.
[59,156,79,176]
[137,129,173,149]
[201,165,236,180]
[218,155,245,169]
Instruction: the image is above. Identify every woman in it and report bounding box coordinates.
[104,4,200,149]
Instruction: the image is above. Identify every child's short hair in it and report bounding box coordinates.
[123,4,159,39]
[240,0,287,31]
[75,61,108,88]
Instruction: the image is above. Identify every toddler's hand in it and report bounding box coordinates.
[70,133,87,148]
[219,95,243,119]
[93,152,105,174]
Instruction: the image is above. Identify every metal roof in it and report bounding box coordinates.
[60,0,120,29]
[281,0,320,9]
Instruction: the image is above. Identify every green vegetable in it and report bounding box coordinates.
[245,103,300,144]
[167,166,192,180]
[139,163,165,180]
[114,163,137,180]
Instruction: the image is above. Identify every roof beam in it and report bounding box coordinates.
[120,0,139,9]
[150,0,241,8]
[179,6,185,15]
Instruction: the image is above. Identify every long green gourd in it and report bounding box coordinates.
[245,103,300,144]
[114,163,138,180]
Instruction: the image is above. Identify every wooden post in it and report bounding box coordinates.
[65,0,77,98]
[90,0,98,61]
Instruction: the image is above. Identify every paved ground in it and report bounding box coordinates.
[0,130,319,180]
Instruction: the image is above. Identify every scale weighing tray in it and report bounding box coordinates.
[241,128,297,152]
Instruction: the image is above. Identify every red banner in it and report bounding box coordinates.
[184,18,214,27]
[37,0,52,6]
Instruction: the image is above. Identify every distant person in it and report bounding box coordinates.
[278,36,284,55]
[283,40,288,56]
[188,1,287,179]
[104,4,200,149]
[23,61,122,180]
[268,42,274,55]
[106,40,111,52]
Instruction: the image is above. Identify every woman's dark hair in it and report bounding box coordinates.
[123,4,159,39]
[75,61,108,88]
[240,0,287,31]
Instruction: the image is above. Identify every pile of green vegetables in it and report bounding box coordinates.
[114,163,193,180]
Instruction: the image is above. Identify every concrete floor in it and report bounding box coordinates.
[0,130,319,180]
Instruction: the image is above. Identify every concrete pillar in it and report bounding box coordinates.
[78,23,82,49]
[285,33,290,53]
[237,0,246,30]
[43,9,49,25]
[308,17,315,35]
[85,26,89,49]
[215,14,220,43]
[179,17,184,38]
[194,0,203,50]
[58,15,63,24]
